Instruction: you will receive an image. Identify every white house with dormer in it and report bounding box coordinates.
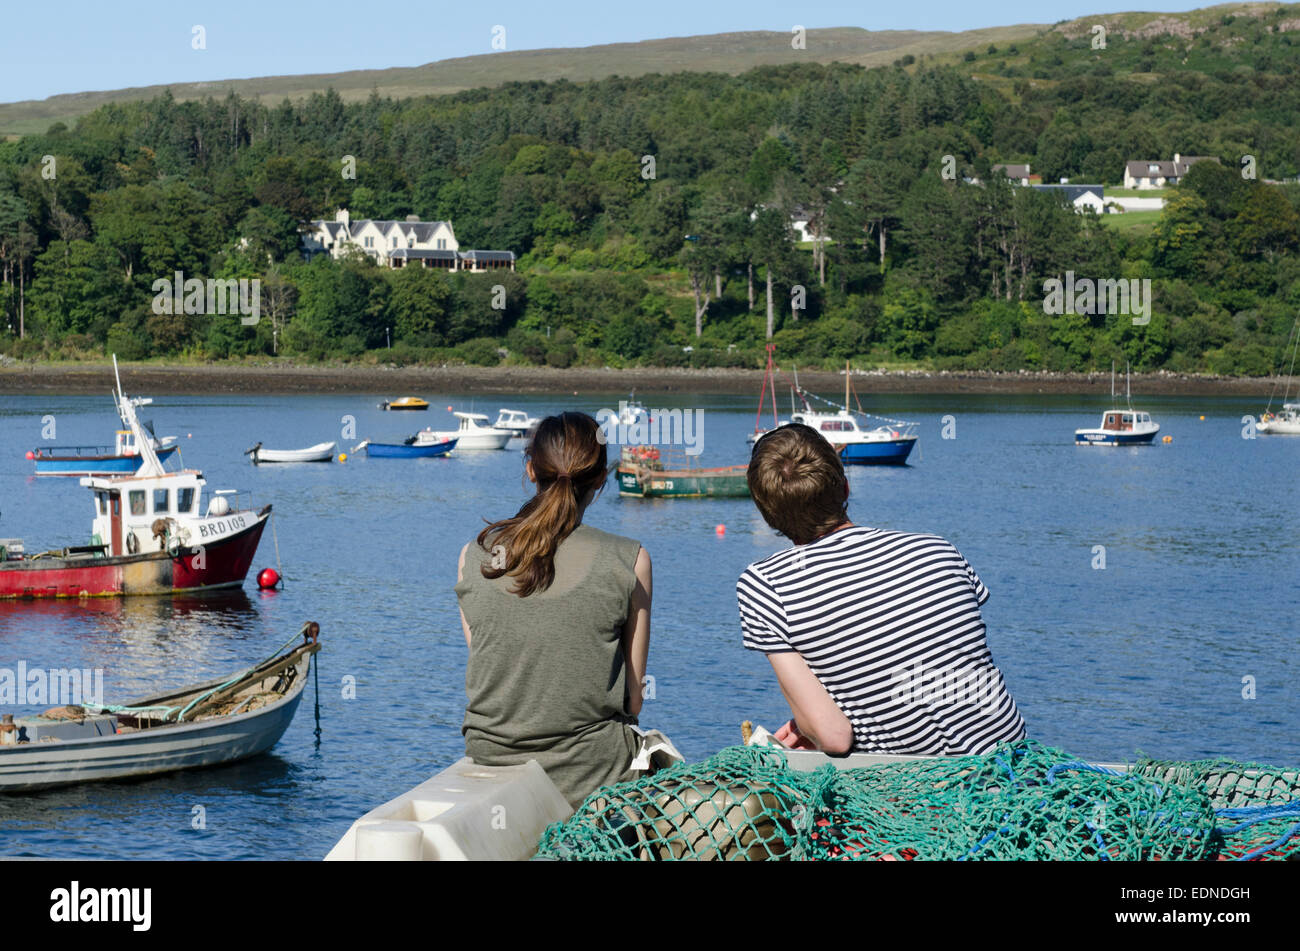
[1123,154,1218,190]
[301,210,514,271]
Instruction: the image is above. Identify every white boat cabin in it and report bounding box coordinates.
[494,409,538,433]
[1098,410,1156,432]
[82,469,254,556]
[789,410,902,444]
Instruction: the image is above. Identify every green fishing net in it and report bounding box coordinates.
[535,739,1300,861]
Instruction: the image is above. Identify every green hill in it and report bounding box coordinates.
[0,24,1048,137]
[7,2,1300,138]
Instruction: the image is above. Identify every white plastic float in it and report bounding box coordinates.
[324,757,572,861]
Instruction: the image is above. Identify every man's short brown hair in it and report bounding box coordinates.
[747,424,848,545]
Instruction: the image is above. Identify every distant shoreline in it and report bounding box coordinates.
[0,361,1282,398]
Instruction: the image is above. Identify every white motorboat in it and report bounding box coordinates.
[245,441,337,464]
[1075,363,1160,446]
[493,409,540,439]
[419,412,513,450]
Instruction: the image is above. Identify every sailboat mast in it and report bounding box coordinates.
[845,360,850,413]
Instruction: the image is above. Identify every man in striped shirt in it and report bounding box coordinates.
[738,423,1026,755]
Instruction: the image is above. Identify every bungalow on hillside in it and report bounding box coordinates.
[301,210,515,271]
[1123,153,1218,190]
[1031,184,1106,214]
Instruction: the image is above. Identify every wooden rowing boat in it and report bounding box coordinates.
[0,624,320,791]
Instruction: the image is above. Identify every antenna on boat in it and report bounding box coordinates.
[111,354,166,478]
[1126,361,1132,409]
[845,359,851,413]
[1110,361,1115,404]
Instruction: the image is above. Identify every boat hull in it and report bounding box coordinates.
[1074,430,1159,446]
[426,431,512,450]
[365,440,456,458]
[617,465,751,498]
[0,654,310,791]
[839,438,916,465]
[251,442,336,464]
[34,445,178,477]
[0,509,268,599]
[1258,420,1300,435]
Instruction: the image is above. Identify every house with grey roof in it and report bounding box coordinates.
[1123,153,1218,190]
[301,210,514,271]
[991,163,1041,185]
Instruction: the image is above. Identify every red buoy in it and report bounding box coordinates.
[715,524,726,536]
[25,450,35,460]
[257,568,281,590]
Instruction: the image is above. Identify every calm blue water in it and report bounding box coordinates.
[0,387,1296,858]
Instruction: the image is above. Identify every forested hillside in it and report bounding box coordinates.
[2,5,1299,374]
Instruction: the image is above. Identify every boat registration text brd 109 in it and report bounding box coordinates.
[197,514,249,539]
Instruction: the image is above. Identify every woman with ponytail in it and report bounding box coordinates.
[455,412,652,806]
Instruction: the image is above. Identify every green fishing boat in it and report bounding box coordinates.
[616,446,750,499]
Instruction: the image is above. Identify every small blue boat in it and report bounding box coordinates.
[360,437,458,458]
[31,431,179,477]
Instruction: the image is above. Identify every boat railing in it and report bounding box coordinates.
[32,444,118,457]
[208,488,261,516]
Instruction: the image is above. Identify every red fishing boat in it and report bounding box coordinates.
[0,360,270,600]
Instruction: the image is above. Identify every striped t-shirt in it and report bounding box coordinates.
[737,525,1026,755]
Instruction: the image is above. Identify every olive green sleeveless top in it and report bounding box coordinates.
[455,523,643,807]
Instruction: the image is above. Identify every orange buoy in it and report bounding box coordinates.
[715,524,726,536]
[25,450,34,460]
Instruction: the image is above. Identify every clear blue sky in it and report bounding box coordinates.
[1,0,1210,103]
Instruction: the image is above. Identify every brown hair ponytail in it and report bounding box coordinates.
[477,412,608,596]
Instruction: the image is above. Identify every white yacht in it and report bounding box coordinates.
[1259,404,1300,435]
[419,412,513,450]
[493,409,540,439]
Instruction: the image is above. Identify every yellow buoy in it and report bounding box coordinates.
[1199,415,1205,421]
[1162,435,1173,443]
[338,452,348,462]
